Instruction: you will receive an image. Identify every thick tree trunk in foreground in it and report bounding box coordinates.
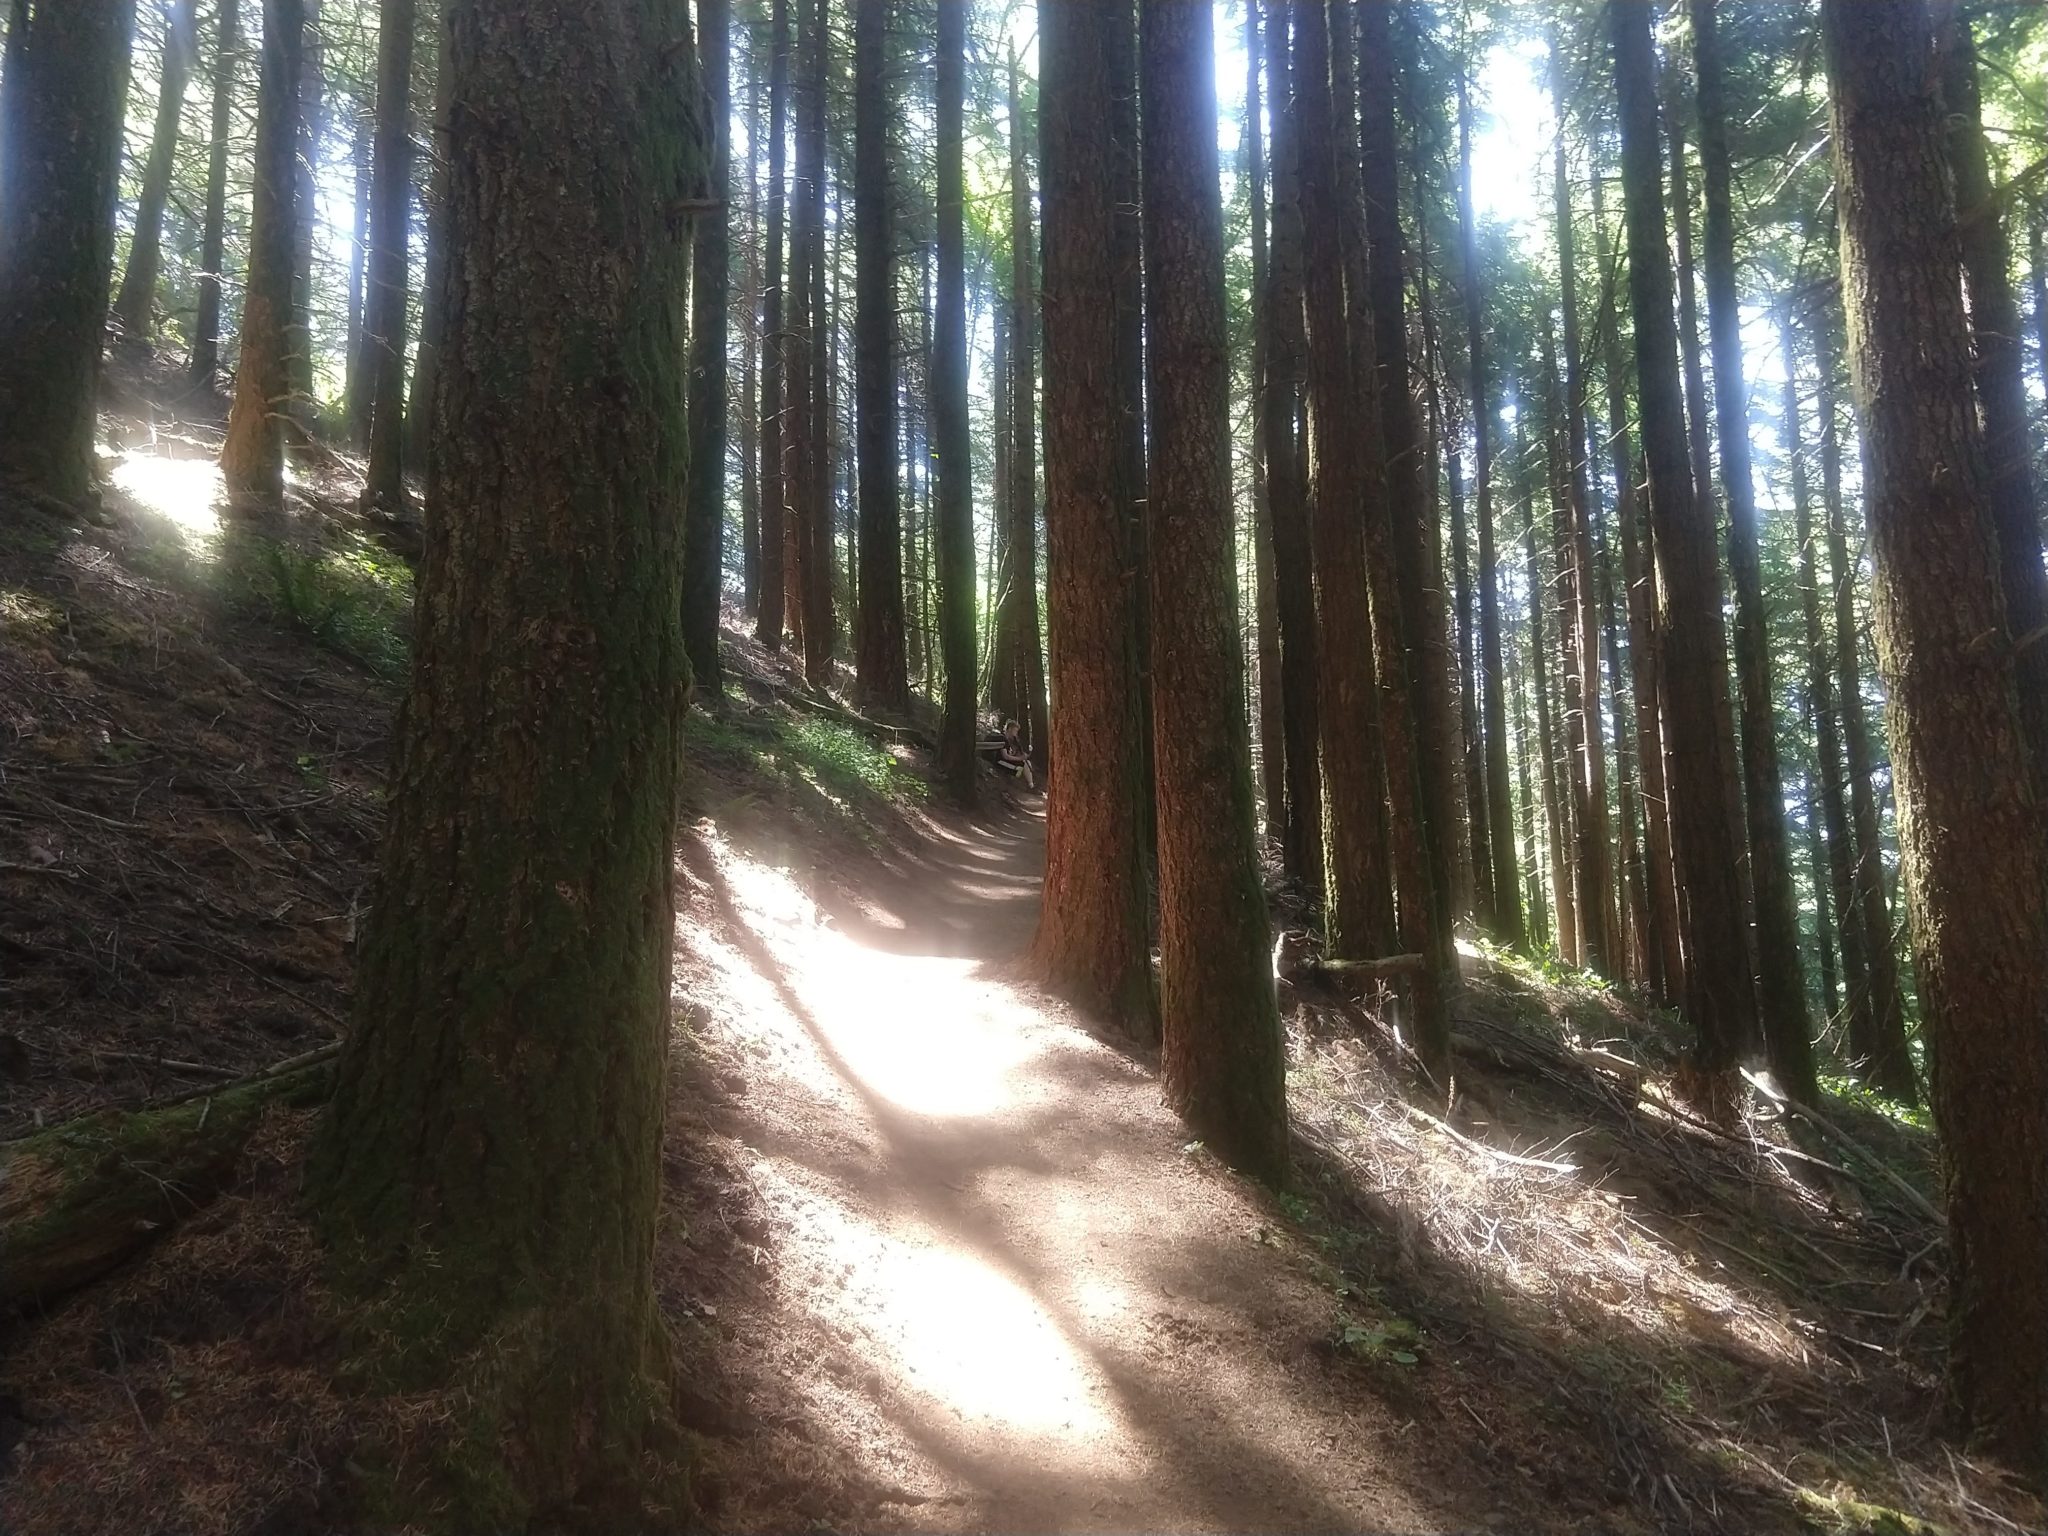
[1823,0,2048,1473]
[1612,0,1755,1083]
[111,0,197,347]
[684,0,731,699]
[1941,16,2048,808]
[0,0,136,503]
[1029,0,1153,1039]
[1691,0,1816,1103]
[307,0,701,1519]
[932,0,976,803]
[219,0,304,510]
[1295,0,1394,964]
[360,0,415,515]
[756,0,789,651]
[851,0,905,711]
[188,0,240,388]
[1141,0,1284,1179]
[1261,3,1323,892]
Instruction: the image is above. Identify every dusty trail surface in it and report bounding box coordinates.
[670,797,1497,1535]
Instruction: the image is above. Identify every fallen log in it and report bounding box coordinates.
[1,1055,333,1311]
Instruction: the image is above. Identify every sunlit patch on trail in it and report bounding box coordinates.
[749,1160,1124,1451]
[107,451,228,551]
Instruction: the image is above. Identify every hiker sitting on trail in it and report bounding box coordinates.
[979,719,1036,790]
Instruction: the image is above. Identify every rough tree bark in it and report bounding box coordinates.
[684,0,730,698]
[1140,0,1286,1180]
[1691,0,1816,1102]
[219,0,304,510]
[852,0,906,711]
[756,0,788,650]
[1823,0,2048,1471]
[111,0,198,347]
[306,0,703,1521]
[1295,0,1395,966]
[0,0,136,504]
[1028,0,1154,1040]
[1611,0,1756,1083]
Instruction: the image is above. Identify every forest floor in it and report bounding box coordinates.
[3,369,2045,1534]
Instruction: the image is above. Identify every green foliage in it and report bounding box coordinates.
[228,533,412,678]
[1333,1310,1422,1366]
[1817,1074,1932,1134]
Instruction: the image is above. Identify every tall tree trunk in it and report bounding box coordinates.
[1295,0,1394,966]
[1261,2,1323,892]
[0,0,136,503]
[1691,0,1816,1102]
[738,50,760,625]
[684,0,731,699]
[1030,0,1153,1039]
[1592,161,1681,1004]
[360,0,414,515]
[305,0,701,1518]
[1785,308,1866,1046]
[1823,0,2048,1473]
[342,103,374,444]
[1005,47,1049,776]
[1815,312,1912,1096]
[112,0,198,347]
[0,0,26,228]
[1510,594,1547,947]
[790,0,830,686]
[401,17,447,478]
[1140,0,1284,1178]
[1548,41,1616,975]
[188,0,239,388]
[851,0,905,710]
[1245,0,1283,840]
[1461,70,1521,947]
[219,0,304,510]
[1537,335,1585,967]
[1941,16,2048,806]
[756,0,788,650]
[286,0,322,433]
[1524,432,1574,964]
[1611,0,1756,1085]
[1597,484,1650,986]
[932,0,975,802]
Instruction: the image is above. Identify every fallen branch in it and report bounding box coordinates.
[1743,1070,1943,1228]
[1315,952,1429,979]
[1398,1098,1580,1175]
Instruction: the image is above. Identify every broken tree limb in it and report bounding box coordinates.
[1,1056,333,1310]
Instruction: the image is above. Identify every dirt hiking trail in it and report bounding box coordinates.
[670,797,1505,1535]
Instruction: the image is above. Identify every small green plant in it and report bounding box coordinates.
[1818,1073,1932,1132]
[234,535,412,678]
[781,716,925,803]
[1334,1311,1420,1365]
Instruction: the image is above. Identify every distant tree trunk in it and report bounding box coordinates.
[1612,0,1756,1085]
[0,0,136,504]
[756,0,789,650]
[1510,594,1547,947]
[1461,71,1521,948]
[1261,2,1323,891]
[2031,214,2048,430]
[932,0,975,801]
[1360,0,1458,1039]
[360,0,414,515]
[1005,47,1049,776]
[1591,162,1681,1004]
[789,0,830,686]
[1523,437,1573,963]
[1814,313,1911,1096]
[286,0,323,433]
[1784,308,1865,1044]
[401,18,447,478]
[1245,0,1283,838]
[112,0,198,347]
[1691,0,1816,1102]
[738,56,760,623]
[342,105,374,444]
[684,0,731,699]
[1140,0,1284,1178]
[852,0,905,710]
[0,0,25,227]
[305,0,699,1520]
[219,0,304,509]
[1295,0,1394,965]
[1029,0,1153,1038]
[988,293,1015,714]
[1596,488,1650,985]
[1547,42,1616,975]
[1823,0,2048,1475]
[1531,359,1580,966]
[1941,15,2048,807]
[188,0,239,388]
